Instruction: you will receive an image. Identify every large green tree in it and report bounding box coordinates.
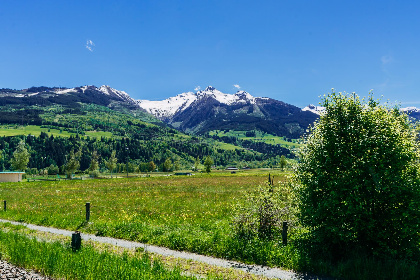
[88,150,100,172]
[163,158,172,172]
[10,140,30,171]
[105,150,118,178]
[65,149,82,178]
[148,161,156,172]
[204,156,213,173]
[294,92,420,259]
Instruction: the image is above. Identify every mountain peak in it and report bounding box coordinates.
[234,90,253,99]
[204,86,216,91]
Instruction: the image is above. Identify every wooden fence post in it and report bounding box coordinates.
[282,221,288,246]
[85,202,90,222]
[71,231,81,251]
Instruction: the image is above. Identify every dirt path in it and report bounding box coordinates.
[0,219,323,280]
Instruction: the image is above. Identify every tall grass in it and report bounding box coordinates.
[0,230,198,279]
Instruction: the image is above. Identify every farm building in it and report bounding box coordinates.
[225,167,238,171]
[0,172,25,182]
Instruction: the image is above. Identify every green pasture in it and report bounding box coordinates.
[0,125,113,138]
[209,130,303,149]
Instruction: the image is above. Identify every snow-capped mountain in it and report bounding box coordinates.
[401,107,420,113]
[0,85,139,107]
[137,86,318,138]
[138,86,257,120]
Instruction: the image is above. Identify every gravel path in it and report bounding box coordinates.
[0,260,52,280]
[0,219,323,280]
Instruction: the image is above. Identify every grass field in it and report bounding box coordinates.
[0,172,298,268]
[209,130,303,149]
[0,125,114,138]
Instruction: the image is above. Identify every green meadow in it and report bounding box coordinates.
[0,172,299,268]
[209,130,303,149]
[0,125,114,138]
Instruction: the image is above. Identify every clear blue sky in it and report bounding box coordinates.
[1,0,420,107]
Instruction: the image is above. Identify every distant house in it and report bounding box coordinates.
[225,167,238,171]
[0,172,25,182]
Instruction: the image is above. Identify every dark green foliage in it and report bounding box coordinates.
[204,156,213,173]
[163,158,173,172]
[47,164,59,175]
[294,92,420,260]
[233,179,297,241]
[10,140,30,171]
[209,134,293,158]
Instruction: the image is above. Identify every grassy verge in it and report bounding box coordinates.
[0,222,271,280]
[0,228,197,280]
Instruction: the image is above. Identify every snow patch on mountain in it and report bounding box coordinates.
[401,107,420,113]
[55,88,77,94]
[98,85,132,101]
[302,104,325,115]
[139,91,197,119]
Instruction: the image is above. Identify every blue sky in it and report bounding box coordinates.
[1,0,420,107]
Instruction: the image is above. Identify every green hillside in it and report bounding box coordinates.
[0,101,292,173]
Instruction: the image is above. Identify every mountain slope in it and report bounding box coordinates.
[138,86,319,139]
[0,85,160,125]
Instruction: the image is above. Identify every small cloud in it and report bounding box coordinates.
[381,55,393,65]
[194,86,201,91]
[233,84,240,89]
[86,40,95,52]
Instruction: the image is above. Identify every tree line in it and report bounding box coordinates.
[0,132,283,174]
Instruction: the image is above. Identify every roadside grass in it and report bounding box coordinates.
[0,222,272,280]
[0,229,198,280]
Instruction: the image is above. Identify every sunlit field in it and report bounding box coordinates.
[0,172,298,267]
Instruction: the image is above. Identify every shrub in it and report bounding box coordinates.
[233,179,297,240]
[294,91,420,260]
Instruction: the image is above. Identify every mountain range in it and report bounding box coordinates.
[139,86,318,138]
[1,85,419,139]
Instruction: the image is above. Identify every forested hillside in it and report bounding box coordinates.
[0,86,299,173]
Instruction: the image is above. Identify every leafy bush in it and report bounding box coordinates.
[233,179,297,240]
[294,91,420,260]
